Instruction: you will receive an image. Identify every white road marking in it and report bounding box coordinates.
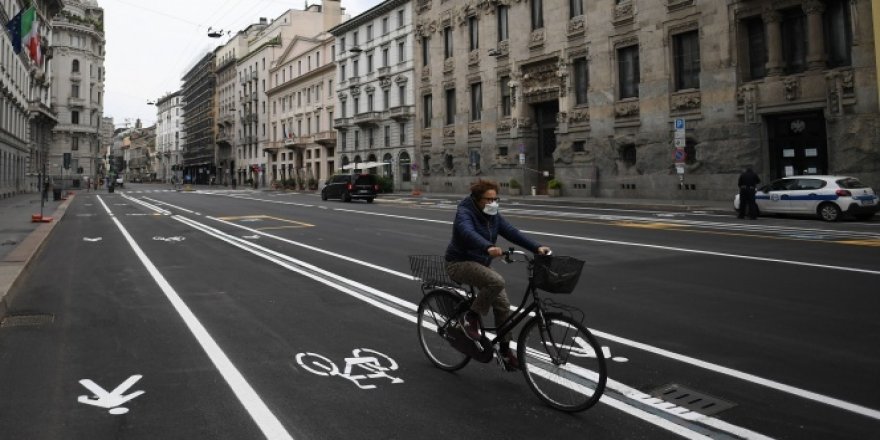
[332,209,880,276]
[95,196,294,440]
[126,193,880,425]
[82,237,102,242]
[78,374,145,415]
[222,206,880,421]
[171,214,770,439]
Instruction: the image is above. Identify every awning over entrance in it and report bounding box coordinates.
[341,161,388,170]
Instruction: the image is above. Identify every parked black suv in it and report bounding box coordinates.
[321,174,378,203]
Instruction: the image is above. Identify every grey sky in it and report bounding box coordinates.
[101,0,381,128]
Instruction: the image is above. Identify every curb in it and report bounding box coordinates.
[0,194,74,320]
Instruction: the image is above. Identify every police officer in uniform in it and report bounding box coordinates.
[738,167,761,219]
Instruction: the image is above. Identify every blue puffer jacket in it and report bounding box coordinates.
[445,196,542,266]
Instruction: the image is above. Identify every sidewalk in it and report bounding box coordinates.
[0,190,74,318]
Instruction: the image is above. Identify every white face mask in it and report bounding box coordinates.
[482,201,499,216]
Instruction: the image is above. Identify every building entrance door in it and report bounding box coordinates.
[766,112,828,179]
[533,101,559,193]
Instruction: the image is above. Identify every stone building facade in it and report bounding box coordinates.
[234,4,346,188]
[266,1,346,189]
[413,0,879,200]
[1,0,64,197]
[214,32,246,186]
[154,92,183,183]
[331,0,417,192]
[48,0,105,189]
[267,31,339,189]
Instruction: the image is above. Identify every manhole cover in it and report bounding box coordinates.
[649,383,736,416]
[1,314,55,328]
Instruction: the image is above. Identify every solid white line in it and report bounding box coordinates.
[330,209,880,275]
[291,207,880,418]
[175,215,724,439]
[143,197,196,214]
[151,196,880,422]
[591,329,880,421]
[208,216,418,282]
[173,215,418,321]
[523,231,880,276]
[98,198,294,440]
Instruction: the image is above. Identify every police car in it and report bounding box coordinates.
[734,175,879,221]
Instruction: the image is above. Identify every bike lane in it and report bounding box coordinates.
[0,194,263,439]
[107,193,690,440]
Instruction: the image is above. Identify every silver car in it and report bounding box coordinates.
[734,175,879,221]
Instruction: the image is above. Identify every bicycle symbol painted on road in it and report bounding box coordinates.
[296,348,404,390]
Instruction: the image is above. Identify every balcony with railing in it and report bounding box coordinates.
[284,135,314,149]
[388,105,414,121]
[313,130,337,146]
[264,141,282,153]
[68,96,86,107]
[333,117,353,129]
[354,111,382,126]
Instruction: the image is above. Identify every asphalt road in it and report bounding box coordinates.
[1,184,878,440]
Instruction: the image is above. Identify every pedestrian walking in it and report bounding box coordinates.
[738,166,761,219]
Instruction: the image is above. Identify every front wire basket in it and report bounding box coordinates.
[408,255,457,290]
[532,255,585,294]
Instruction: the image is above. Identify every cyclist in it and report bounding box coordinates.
[445,179,551,370]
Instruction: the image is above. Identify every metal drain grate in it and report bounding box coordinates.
[649,383,736,416]
[1,314,55,328]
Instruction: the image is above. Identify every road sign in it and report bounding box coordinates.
[674,118,686,130]
[674,138,686,148]
[676,165,685,175]
[674,148,687,163]
[519,153,525,165]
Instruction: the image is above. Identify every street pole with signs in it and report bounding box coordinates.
[674,118,686,204]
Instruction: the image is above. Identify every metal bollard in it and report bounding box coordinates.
[531,186,537,196]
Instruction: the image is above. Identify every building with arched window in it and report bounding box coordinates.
[331,0,417,192]
[48,0,105,188]
[1,0,64,197]
[413,0,878,200]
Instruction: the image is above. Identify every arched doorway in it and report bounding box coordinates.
[398,151,412,191]
[367,154,378,175]
[382,153,393,179]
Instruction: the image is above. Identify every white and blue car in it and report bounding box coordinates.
[734,175,879,221]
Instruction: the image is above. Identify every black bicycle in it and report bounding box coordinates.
[409,249,607,412]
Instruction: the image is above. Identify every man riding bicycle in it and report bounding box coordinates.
[445,179,551,370]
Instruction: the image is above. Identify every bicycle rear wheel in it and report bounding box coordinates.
[517,313,607,412]
[416,289,471,371]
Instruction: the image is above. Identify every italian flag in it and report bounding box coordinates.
[21,6,42,66]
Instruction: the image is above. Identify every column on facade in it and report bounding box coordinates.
[508,59,525,122]
[804,0,827,70]
[763,9,784,76]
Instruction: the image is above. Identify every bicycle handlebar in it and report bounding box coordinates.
[502,247,552,264]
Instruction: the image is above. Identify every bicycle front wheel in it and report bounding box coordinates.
[517,313,607,412]
[416,289,471,371]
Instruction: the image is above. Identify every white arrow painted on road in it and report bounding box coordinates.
[77,374,145,415]
[82,237,103,242]
[242,235,260,240]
